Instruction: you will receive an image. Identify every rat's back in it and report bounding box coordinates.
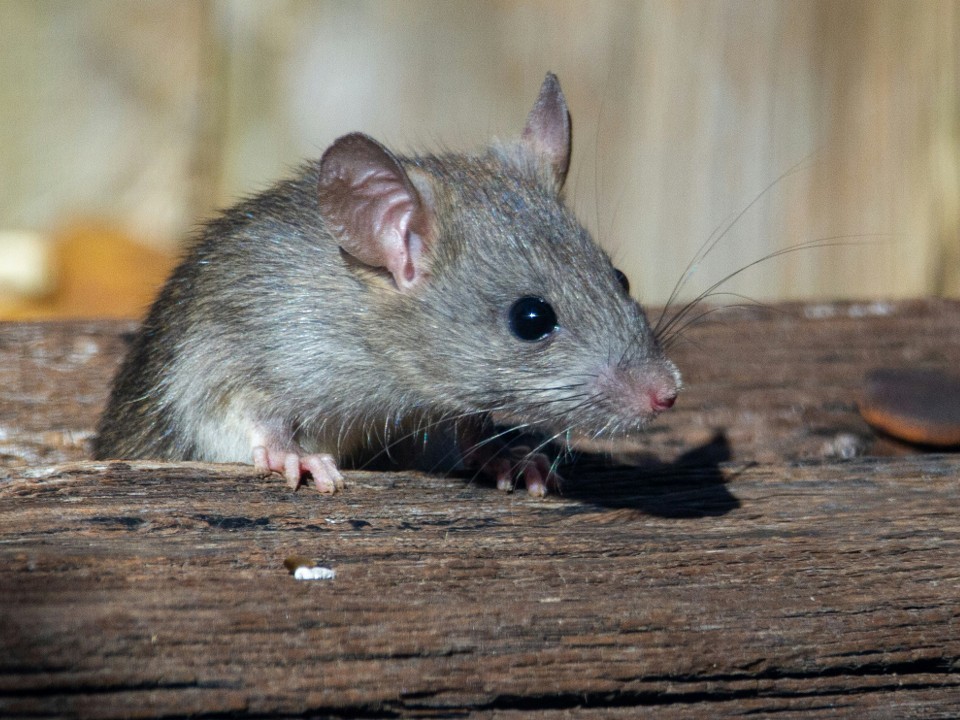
[92,165,362,462]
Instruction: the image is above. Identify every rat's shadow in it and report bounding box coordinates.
[554,432,740,518]
[366,426,739,519]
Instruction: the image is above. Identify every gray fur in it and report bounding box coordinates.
[93,74,679,468]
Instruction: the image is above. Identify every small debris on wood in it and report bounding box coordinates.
[283,555,335,581]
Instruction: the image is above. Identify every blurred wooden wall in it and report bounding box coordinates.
[1,0,958,319]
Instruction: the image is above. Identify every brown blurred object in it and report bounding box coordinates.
[0,224,174,321]
[859,367,960,448]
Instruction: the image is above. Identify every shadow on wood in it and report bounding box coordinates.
[559,433,740,518]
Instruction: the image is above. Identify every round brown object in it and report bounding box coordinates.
[859,368,960,447]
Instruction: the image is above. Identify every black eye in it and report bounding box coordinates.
[614,268,630,293]
[508,296,558,342]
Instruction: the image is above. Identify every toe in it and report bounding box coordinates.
[252,446,270,474]
[321,456,346,491]
[523,464,547,497]
[305,454,345,494]
[283,453,302,489]
[491,458,515,492]
[524,454,560,497]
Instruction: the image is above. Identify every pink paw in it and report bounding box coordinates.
[252,446,345,493]
[466,444,562,498]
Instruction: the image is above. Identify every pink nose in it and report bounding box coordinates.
[650,390,676,412]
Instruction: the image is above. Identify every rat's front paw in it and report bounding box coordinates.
[465,443,562,497]
[252,446,345,493]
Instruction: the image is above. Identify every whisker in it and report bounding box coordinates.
[655,234,882,345]
[660,300,775,352]
[654,151,819,338]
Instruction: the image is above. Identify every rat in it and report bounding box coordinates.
[92,72,681,497]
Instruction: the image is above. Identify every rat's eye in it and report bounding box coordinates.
[509,296,558,342]
[614,268,630,293]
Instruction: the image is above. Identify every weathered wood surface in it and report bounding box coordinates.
[2,300,960,718]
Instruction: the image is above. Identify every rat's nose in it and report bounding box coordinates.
[650,389,676,412]
[604,361,681,418]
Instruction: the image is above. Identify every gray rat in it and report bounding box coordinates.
[93,73,680,496]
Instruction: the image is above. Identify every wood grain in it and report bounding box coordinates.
[2,458,959,718]
[2,300,960,717]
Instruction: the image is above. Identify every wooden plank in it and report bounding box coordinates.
[2,458,959,718]
[0,320,132,466]
[3,299,960,468]
[2,300,960,717]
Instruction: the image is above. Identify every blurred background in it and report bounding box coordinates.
[1,0,958,320]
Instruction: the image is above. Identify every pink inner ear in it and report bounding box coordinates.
[318,133,431,290]
[350,165,418,273]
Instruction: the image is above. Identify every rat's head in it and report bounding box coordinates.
[318,73,680,451]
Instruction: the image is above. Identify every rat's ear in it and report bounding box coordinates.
[318,133,435,291]
[520,72,572,190]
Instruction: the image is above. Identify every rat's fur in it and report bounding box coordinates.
[93,74,680,485]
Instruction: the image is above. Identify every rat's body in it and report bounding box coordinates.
[94,74,680,495]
